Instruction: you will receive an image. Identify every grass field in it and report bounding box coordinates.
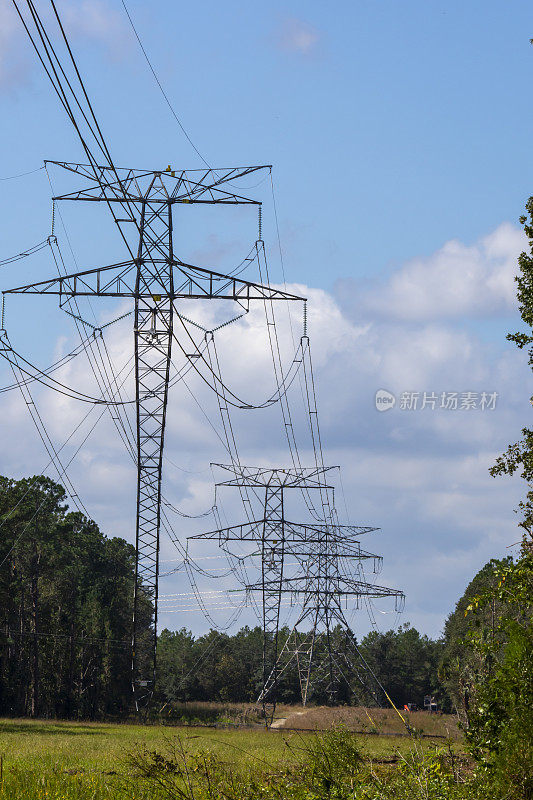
[0,715,463,799]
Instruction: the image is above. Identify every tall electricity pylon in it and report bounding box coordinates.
[190,464,404,722]
[3,162,305,710]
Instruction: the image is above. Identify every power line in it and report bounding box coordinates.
[0,236,50,266]
[0,165,45,180]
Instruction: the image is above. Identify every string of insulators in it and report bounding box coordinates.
[1,295,5,330]
[51,199,55,236]
[303,301,307,337]
[258,205,262,241]
[212,311,248,332]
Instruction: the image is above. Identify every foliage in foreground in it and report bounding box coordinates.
[441,192,533,800]
[439,557,512,724]
[489,194,533,528]
[125,728,497,800]
[462,552,533,800]
[439,552,533,800]
[0,724,517,800]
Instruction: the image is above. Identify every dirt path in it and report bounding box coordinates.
[271,710,308,729]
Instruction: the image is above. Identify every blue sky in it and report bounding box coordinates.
[0,0,532,639]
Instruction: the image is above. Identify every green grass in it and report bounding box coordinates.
[0,717,464,799]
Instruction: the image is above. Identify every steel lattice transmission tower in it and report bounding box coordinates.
[190,464,404,722]
[3,162,305,709]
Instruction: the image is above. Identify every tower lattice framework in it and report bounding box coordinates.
[190,464,404,722]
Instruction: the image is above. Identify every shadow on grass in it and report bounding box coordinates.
[0,720,106,736]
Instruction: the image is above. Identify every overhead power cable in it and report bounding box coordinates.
[0,165,45,180]
[255,241,326,523]
[0,237,51,266]
[12,0,139,257]
[0,352,136,569]
[6,338,91,517]
[0,331,95,395]
[171,308,307,411]
[0,340,134,405]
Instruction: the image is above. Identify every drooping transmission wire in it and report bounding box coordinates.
[0,338,134,405]
[5,336,91,517]
[171,308,308,411]
[0,237,51,266]
[0,330,97,395]
[0,353,128,537]
[43,199,139,463]
[255,240,330,524]
[0,165,45,181]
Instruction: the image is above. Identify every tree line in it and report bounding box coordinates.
[0,471,530,731]
[0,476,139,718]
[156,621,443,709]
[0,472,449,717]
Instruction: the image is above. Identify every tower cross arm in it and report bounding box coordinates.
[211,464,337,488]
[175,260,305,302]
[2,260,138,298]
[188,520,267,542]
[3,261,306,303]
[247,576,405,599]
[188,520,378,545]
[47,162,271,205]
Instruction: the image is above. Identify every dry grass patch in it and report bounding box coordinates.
[277,706,461,739]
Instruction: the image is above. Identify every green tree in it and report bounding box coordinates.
[156,627,197,702]
[0,475,141,718]
[439,558,511,722]
[359,624,443,708]
[461,554,533,799]
[489,196,533,531]
[461,192,533,798]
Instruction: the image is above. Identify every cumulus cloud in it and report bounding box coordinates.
[275,17,320,56]
[58,0,128,51]
[0,221,528,638]
[0,0,29,89]
[0,0,128,89]
[338,222,525,322]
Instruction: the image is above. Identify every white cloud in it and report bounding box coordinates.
[58,0,128,51]
[0,0,29,89]
[0,0,128,89]
[342,222,525,321]
[276,17,320,56]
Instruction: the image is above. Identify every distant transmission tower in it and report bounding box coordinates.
[3,162,304,710]
[190,464,404,722]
